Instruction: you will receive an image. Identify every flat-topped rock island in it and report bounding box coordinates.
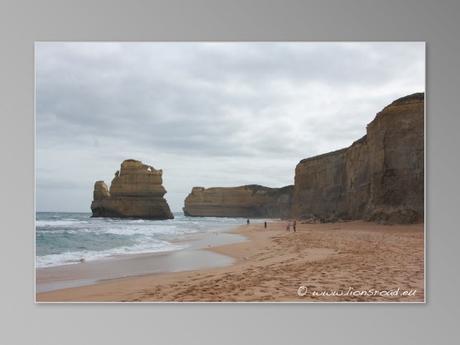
[90,159,173,219]
[183,185,293,218]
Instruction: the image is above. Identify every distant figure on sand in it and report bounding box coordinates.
[293,220,297,232]
[247,219,250,225]
[286,221,291,231]
[264,221,267,229]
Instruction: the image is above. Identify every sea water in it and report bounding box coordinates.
[36,212,254,268]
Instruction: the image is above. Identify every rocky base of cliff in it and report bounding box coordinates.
[91,197,173,219]
[366,207,422,225]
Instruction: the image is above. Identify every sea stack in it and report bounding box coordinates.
[291,92,424,224]
[91,159,173,219]
[183,185,293,218]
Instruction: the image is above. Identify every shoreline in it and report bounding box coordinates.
[36,226,248,293]
[36,220,424,302]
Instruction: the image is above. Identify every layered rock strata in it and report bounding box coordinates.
[183,185,293,218]
[91,159,173,219]
[291,93,424,224]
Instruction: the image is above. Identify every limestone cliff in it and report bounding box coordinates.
[183,185,293,218]
[291,92,424,224]
[91,159,173,219]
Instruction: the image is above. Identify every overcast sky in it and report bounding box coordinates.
[36,42,425,212]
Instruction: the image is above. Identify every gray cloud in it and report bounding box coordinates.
[36,42,425,212]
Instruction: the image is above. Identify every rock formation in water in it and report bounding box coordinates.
[291,92,424,224]
[183,185,293,218]
[91,159,173,219]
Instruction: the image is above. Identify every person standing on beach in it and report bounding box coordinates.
[264,221,267,229]
[293,220,297,232]
[286,221,291,232]
[247,219,250,225]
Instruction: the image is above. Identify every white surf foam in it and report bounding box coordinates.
[36,241,186,268]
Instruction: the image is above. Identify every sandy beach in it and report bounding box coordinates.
[36,220,424,302]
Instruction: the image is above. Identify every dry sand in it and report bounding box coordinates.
[36,221,424,302]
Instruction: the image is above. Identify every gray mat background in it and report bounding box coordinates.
[1,0,459,344]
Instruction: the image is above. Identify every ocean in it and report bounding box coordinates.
[36,212,255,268]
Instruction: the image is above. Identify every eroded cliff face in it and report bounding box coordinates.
[183,185,293,218]
[91,159,173,219]
[291,93,424,224]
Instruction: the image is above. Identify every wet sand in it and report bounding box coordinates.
[36,221,424,302]
[36,231,247,293]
